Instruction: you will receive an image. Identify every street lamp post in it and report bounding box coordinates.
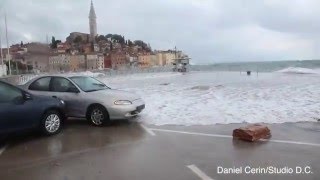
[4,12,11,75]
[0,28,4,68]
[0,4,3,76]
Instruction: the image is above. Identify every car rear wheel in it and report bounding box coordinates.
[41,110,62,135]
[87,105,110,126]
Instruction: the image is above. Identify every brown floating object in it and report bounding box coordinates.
[233,124,271,142]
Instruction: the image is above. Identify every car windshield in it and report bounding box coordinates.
[70,76,110,92]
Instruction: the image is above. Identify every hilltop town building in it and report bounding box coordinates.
[1,0,189,75]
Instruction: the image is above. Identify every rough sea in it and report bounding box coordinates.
[190,60,320,72]
[96,62,320,126]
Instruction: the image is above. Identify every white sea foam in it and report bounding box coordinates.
[106,72,182,82]
[277,67,318,74]
[99,71,320,126]
[69,71,105,77]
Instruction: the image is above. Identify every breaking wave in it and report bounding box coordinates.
[276,67,319,74]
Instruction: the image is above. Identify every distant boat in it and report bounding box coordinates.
[171,46,190,72]
[172,56,191,72]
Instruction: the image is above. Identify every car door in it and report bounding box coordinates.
[0,82,38,133]
[49,77,83,117]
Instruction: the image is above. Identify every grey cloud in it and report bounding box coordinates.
[0,0,319,63]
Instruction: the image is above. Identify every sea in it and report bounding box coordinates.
[190,60,320,72]
[98,64,320,126]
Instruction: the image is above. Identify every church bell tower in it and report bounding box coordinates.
[89,0,97,42]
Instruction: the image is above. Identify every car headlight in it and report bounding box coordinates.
[114,100,132,105]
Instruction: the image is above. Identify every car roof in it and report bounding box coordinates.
[35,74,91,78]
[23,74,97,86]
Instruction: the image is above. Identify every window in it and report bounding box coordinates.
[29,77,51,91]
[0,82,23,103]
[51,77,77,92]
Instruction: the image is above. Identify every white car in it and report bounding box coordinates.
[22,75,145,126]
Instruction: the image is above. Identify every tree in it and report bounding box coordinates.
[111,34,123,43]
[120,36,125,44]
[97,35,107,42]
[74,36,83,44]
[20,41,23,47]
[104,34,128,44]
[51,36,56,48]
[50,36,61,49]
[134,40,147,48]
[105,34,113,39]
[51,36,55,44]
[128,40,133,46]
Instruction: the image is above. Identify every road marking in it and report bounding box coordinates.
[187,164,214,180]
[260,139,320,147]
[0,145,8,156]
[140,124,156,136]
[150,128,320,147]
[150,128,232,138]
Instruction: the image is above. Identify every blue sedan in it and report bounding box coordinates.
[0,80,66,136]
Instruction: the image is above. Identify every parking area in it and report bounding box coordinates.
[0,120,319,180]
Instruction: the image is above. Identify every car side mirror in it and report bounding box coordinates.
[12,92,30,105]
[23,92,32,100]
[68,86,80,93]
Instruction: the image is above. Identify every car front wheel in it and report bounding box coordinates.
[87,105,110,126]
[41,110,62,135]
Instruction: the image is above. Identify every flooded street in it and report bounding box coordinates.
[0,120,319,180]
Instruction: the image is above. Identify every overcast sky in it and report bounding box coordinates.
[0,0,320,64]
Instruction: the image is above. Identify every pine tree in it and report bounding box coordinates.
[51,36,56,48]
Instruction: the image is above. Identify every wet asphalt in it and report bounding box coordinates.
[0,120,319,180]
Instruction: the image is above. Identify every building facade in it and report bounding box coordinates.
[97,54,104,70]
[138,54,151,68]
[111,52,128,70]
[49,53,104,72]
[149,54,158,67]
[23,43,50,73]
[49,54,71,72]
[164,52,176,65]
[70,55,85,72]
[129,56,138,67]
[153,50,182,66]
[138,54,160,68]
[156,52,166,66]
[104,54,112,69]
[86,54,98,70]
